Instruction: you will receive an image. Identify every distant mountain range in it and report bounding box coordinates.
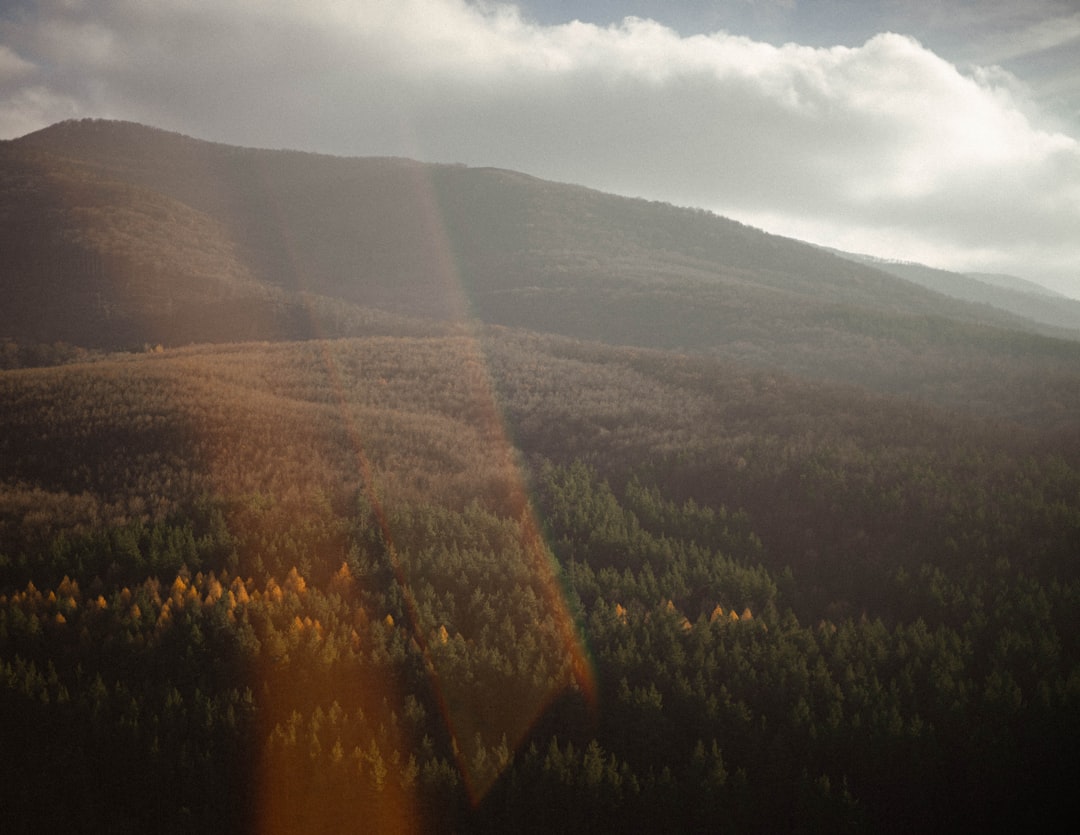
[823,248,1080,333]
[963,271,1063,299]
[3,119,1079,424]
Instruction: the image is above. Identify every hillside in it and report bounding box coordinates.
[965,271,1064,297]
[827,248,1080,334]
[5,119,1080,425]
[2,332,1079,831]
[3,120,1080,830]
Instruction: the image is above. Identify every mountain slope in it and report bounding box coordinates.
[965,271,1064,298]
[828,248,1080,334]
[9,119,1056,328]
[4,124,1080,831]
[4,119,1080,424]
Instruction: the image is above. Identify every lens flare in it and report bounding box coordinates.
[241,154,596,822]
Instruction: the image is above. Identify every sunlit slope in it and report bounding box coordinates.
[5,119,1080,398]
[0,141,447,347]
[0,333,596,829]
[0,141,274,346]
[0,120,1037,316]
[0,337,519,547]
[3,330,1078,621]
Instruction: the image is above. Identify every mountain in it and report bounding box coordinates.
[826,248,1080,334]
[964,271,1065,298]
[4,119,1080,425]
[5,120,1080,832]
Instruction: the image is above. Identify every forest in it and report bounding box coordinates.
[2,330,1079,832]
[3,119,1080,832]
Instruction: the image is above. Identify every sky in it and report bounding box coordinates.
[1,1,1079,296]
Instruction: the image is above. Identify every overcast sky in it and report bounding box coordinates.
[2,1,1079,296]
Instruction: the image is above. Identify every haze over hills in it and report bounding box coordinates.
[4,119,1080,832]
[962,272,1065,299]
[3,118,1080,426]
[825,247,1080,334]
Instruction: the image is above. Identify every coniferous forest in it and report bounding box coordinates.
[2,121,1080,832]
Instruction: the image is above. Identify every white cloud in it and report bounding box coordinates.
[0,45,36,82]
[0,84,80,138]
[1,0,1078,294]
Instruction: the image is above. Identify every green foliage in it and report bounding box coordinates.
[2,330,1080,831]
[6,117,1080,833]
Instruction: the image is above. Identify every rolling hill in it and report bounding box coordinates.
[4,119,1080,425]
[826,248,1080,334]
[2,327,1079,833]
[4,119,1080,832]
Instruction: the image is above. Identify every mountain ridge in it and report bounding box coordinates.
[823,246,1080,332]
[4,119,1080,426]
[4,121,1080,830]
[6,118,1071,337]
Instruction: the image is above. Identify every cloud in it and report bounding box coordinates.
[1,0,1078,293]
[0,44,35,82]
[976,12,1080,63]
